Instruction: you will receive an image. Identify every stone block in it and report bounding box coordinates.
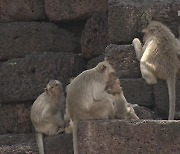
[108,0,180,44]
[0,52,86,103]
[81,13,108,59]
[105,44,141,78]
[78,120,180,154]
[154,80,180,119]
[86,55,105,69]
[120,78,154,107]
[0,0,45,22]
[0,133,73,154]
[133,105,155,119]
[0,22,80,60]
[45,0,108,22]
[0,104,32,134]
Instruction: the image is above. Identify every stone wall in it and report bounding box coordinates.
[0,0,180,153]
[78,120,180,154]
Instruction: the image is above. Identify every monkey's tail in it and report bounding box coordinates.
[35,132,45,154]
[167,77,176,120]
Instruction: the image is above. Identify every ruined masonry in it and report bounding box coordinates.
[0,0,180,153]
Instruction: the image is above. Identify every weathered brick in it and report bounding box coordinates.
[0,133,73,154]
[86,55,105,69]
[0,52,86,103]
[154,80,180,119]
[78,120,180,154]
[105,44,141,78]
[120,78,154,107]
[108,0,180,44]
[133,105,155,119]
[81,13,108,59]
[0,104,32,134]
[0,0,45,22]
[45,0,108,22]
[0,22,80,60]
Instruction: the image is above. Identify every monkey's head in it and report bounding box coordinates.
[106,77,122,95]
[45,80,63,96]
[96,61,116,82]
[142,21,171,41]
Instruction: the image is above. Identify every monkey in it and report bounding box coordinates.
[132,21,180,120]
[66,61,117,154]
[30,80,65,154]
[64,74,139,135]
[105,77,139,120]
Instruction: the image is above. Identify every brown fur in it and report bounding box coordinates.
[30,80,65,154]
[106,77,139,120]
[66,61,116,154]
[133,21,180,120]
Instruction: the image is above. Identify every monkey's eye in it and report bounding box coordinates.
[55,84,58,87]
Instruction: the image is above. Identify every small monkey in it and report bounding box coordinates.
[30,80,65,154]
[132,21,180,120]
[106,77,139,120]
[66,61,116,154]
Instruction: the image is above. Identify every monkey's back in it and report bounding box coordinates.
[30,92,49,124]
[143,21,179,79]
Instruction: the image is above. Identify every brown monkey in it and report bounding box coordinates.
[66,61,116,154]
[132,21,180,120]
[106,77,139,120]
[30,80,65,154]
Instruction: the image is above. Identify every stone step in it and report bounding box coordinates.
[0,133,73,154]
[78,120,180,154]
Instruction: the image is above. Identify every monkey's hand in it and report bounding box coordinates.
[42,109,65,127]
[93,90,115,102]
[132,38,143,61]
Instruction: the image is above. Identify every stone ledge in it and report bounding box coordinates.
[78,120,180,154]
[0,133,73,154]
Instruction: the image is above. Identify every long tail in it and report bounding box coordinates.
[35,132,45,154]
[167,77,176,120]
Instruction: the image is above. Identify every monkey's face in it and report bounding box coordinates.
[106,79,122,95]
[49,83,62,96]
[102,61,115,78]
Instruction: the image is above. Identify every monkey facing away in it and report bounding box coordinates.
[106,77,139,120]
[66,61,117,154]
[132,21,180,120]
[30,80,65,154]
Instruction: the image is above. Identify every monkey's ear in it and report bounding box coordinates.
[44,88,48,92]
[100,64,107,72]
[104,58,109,63]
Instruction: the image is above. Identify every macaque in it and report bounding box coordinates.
[132,21,180,120]
[106,77,139,120]
[66,61,116,154]
[30,80,65,154]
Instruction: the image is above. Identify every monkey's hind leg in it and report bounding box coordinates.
[35,132,45,154]
[140,62,157,85]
